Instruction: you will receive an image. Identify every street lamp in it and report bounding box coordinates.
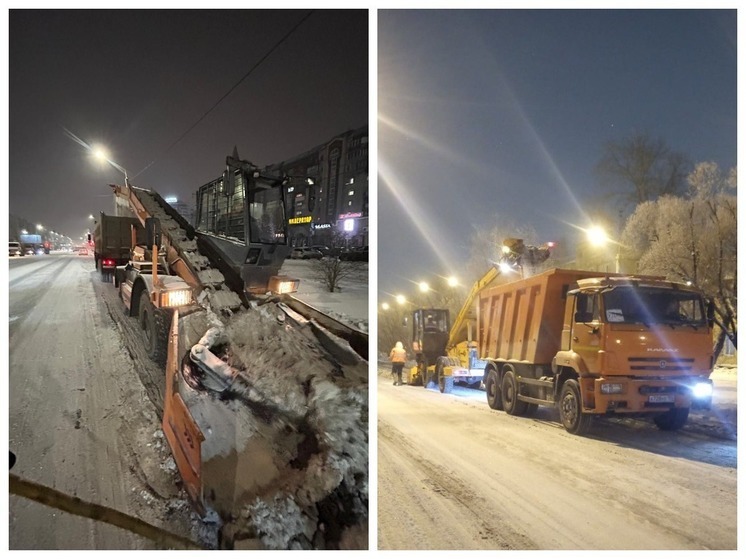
[447,276,458,287]
[586,225,620,273]
[381,302,390,311]
[586,225,608,247]
[36,224,43,231]
[418,281,430,293]
[396,294,406,306]
[93,145,129,185]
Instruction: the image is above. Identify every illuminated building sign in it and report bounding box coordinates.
[288,216,312,225]
[338,212,363,219]
[164,196,178,204]
[314,223,331,229]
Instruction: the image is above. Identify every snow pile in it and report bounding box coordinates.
[177,301,368,550]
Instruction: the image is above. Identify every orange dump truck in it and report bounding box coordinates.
[479,268,714,434]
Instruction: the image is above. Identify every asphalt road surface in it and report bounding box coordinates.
[377,364,737,550]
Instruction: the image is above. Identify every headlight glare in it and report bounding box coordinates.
[692,382,713,399]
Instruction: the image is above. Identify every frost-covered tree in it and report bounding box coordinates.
[621,162,736,360]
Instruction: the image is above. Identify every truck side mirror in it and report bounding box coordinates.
[706,299,715,328]
[145,217,161,248]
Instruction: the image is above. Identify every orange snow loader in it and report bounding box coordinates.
[109,150,368,545]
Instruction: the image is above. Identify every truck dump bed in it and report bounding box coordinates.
[94,213,145,261]
[477,268,600,364]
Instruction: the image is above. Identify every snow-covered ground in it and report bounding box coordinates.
[280,259,369,333]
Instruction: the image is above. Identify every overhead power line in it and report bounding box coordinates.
[133,9,315,180]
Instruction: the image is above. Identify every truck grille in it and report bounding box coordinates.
[627,357,694,372]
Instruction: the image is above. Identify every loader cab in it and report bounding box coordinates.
[411,308,450,365]
[194,151,296,295]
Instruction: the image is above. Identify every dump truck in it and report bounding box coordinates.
[93,212,145,281]
[107,149,369,549]
[477,267,714,434]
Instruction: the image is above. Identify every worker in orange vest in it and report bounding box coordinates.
[389,341,407,386]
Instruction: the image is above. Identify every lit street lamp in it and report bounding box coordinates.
[447,276,458,287]
[586,225,620,273]
[396,294,406,306]
[93,146,130,185]
[418,281,430,293]
[381,302,390,311]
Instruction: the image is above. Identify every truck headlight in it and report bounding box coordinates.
[691,382,713,399]
[600,383,624,394]
[269,275,299,295]
[160,289,192,308]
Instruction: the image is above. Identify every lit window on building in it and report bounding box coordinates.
[348,190,354,196]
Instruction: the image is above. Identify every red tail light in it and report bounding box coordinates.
[103,259,115,267]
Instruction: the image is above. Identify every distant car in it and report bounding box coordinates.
[24,246,35,256]
[9,242,22,257]
[340,246,368,262]
[78,247,89,256]
[310,245,331,256]
[290,247,323,260]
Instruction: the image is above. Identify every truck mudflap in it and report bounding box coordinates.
[580,376,713,414]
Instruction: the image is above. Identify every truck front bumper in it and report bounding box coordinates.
[582,376,713,414]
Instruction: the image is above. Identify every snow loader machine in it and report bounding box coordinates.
[408,238,551,393]
[109,150,369,548]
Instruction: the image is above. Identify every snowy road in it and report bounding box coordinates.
[8,254,198,549]
[377,365,737,550]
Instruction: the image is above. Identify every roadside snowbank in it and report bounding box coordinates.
[280,260,368,333]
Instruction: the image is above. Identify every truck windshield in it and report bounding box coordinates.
[602,286,706,327]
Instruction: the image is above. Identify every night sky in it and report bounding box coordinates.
[8,9,368,242]
[378,9,736,300]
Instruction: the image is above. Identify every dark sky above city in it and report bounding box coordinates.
[378,9,736,301]
[7,9,368,242]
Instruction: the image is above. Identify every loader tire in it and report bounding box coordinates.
[485,369,503,410]
[502,369,528,416]
[438,376,454,394]
[653,407,689,431]
[436,358,453,393]
[139,296,170,367]
[559,379,592,435]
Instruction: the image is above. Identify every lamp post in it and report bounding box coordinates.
[93,146,129,186]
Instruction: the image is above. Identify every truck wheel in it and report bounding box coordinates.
[501,370,528,416]
[485,369,503,410]
[139,296,170,366]
[559,379,592,435]
[653,407,689,431]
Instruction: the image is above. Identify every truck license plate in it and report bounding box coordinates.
[648,394,675,404]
